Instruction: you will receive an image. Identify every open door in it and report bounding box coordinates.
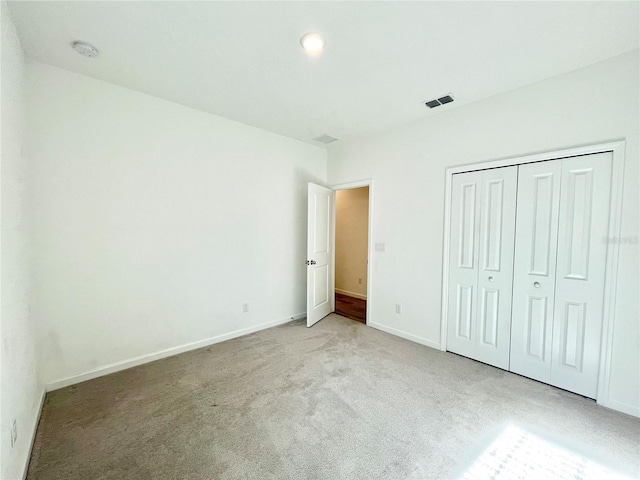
[307,183,335,327]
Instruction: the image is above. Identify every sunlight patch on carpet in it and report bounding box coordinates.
[461,425,630,480]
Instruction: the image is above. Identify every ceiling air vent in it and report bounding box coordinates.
[313,134,339,144]
[425,94,454,109]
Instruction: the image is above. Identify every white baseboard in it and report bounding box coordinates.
[369,321,441,350]
[598,397,640,418]
[46,313,305,392]
[335,288,367,300]
[22,387,46,480]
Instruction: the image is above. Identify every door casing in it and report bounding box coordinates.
[440,141,626,413]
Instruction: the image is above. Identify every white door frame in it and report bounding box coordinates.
[440,141,626,410]
[331,179,374,326]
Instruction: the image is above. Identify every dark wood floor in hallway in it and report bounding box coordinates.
[335,292,366,323]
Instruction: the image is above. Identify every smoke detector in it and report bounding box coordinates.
[72,41,99,58]
[424,93,454,109]
[313,134,339,144]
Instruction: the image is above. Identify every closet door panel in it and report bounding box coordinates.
[510,160,562,383]
[551,152,612,398]
[475,166,518,369]
[447,172,482,359]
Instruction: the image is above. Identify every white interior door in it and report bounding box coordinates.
[474,166,518,369]
[510,160,562,384]
[447,167,517,369]
[550,152,612,398]
[307,183,335,327]
[447,170,482,360]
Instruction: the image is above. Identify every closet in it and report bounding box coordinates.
[446,151,612,398]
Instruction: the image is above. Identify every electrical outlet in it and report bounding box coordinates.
[358,278,362,285]
[242,303,249,313]
[395,304,402,314]
[10,419,17,448]
[375,242,386,252]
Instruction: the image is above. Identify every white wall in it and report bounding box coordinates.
[335,187,369,298]
[328,50,639,416]
[26,61,327,387]
[0,3,42,479]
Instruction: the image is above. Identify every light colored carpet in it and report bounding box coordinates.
[27,314,639,479]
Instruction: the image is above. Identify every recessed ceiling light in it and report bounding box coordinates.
[72,41,99,58]
[300,33,325,55]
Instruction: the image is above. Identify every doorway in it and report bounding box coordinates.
[334,186,369,324]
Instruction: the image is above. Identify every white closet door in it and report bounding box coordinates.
[474,167,518,369]
[510,160,562,384]
[447,167,517,369]
[447,170,482,360]
[550,152,612,398]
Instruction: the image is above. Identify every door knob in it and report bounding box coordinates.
[488,276,494,282]
[534,281,541,288]
[307,260,316,265]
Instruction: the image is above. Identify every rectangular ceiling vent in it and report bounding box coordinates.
[313,134,339,144]
[425,94,454,109]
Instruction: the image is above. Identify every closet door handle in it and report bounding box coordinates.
[534,281,541,288]
[488,276,494,282]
